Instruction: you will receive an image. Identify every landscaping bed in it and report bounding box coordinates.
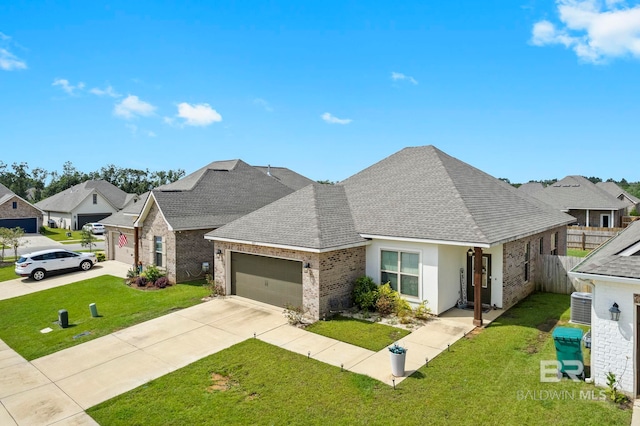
[87,293,631,425]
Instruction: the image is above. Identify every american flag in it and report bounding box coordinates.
[118,232,128,248]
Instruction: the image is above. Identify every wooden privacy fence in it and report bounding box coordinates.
[567,226,621,250]
[534,255,591,295]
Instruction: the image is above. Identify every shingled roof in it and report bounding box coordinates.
[517,182,545,195]
[529,176,628,211]
[210,145,575,249]
[208,184,365,251]
[253,166,316,191]
[572,220,640,280]
[0,183,13,198]
[36,180,132,212]
[100,192,150,228]
[140,160,300,231]
[596,181,640,205]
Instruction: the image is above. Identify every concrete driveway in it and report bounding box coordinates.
[13,234,105,257]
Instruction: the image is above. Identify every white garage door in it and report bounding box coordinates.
[112,231,135,265]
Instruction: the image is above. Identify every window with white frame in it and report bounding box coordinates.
[380,250,419,297]
[154,236,163,267]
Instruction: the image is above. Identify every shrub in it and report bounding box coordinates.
[143,265,164,283]
[96,252,106,262]
[135,276,148,287]
[630,208,639,217]
[39,226,46,234]
[205,274,225,297]
[375,283,400,316]
[155,276,169,288]
[352,276,379,310]
[606,372,629,404]
[413,301,432,320]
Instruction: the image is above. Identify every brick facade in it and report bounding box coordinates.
[0,196,42,229]
[213,241,366,320]
[502,225,567,310]
[175,229,215,283]
[139,202,177,283]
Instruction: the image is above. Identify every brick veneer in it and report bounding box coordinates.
[0,197,42,229]
[502,225,567,309]
[213,241,366,320]
[175,229,215,283]
[139,202,177,283]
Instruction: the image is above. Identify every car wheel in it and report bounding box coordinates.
[80,260,93,271]
[32,269,46,281]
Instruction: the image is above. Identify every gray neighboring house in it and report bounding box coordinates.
[100,192,149,265]
[569,220,640,396]
[207,145,575,321]
[132,160,314,283]
[596,181,640,216]
[0,183,44,233]
[517,182,544,195]
[529,175,628,228]
[36,180,135,230]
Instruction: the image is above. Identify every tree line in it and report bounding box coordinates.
[0,161,185,202]
[501,177,640,199]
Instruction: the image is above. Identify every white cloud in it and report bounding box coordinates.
[176,102,222,126]
[253,98,274,112]
[52,78,85,95]
[531,0,640,63]
[321,112,352,125]
[0,33,27,71]
[90,85,121,98]
[391,71,418,85]
[114,95,156,119]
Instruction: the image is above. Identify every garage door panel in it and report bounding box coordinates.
[77,214,111,230]
[112,232,134,264]
[0,218,37,233]
[231,252,302,308]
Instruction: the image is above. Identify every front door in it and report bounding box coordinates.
[601,214,610,228]
[467,254,491,305]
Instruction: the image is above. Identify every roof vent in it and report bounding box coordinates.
[267,164,271,176]
[570,292,592,325]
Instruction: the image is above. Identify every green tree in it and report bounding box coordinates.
[80,228,97,252]
[0,228,12,261]
[8,227,25,260]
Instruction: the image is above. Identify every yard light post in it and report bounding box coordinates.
[473,247,483,327]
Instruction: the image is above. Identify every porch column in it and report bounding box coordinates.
[473,247,483,326]
[611,210,615,228]
[585,209,590,227]
[134,226,139,268]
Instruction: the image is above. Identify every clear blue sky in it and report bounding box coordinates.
[2,1,640,183]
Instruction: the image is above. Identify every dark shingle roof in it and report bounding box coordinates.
[339,146,575,245]
[530,176,628,211]
[253,166,316,191]
[596,181,640,205]
[100,192,150,228]
[572,220,640,280]
[208,184,365,250]
[36,180,132,212]
[150,160,297,230]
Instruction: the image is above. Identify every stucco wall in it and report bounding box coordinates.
[213,241,365,320]
[590,280,635,395]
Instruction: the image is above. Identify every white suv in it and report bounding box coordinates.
[15,249,97,281]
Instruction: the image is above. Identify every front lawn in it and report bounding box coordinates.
[305,315,410,351]
[88,293,631,425]
[0,275,209,360]
[41,226,83,241]
[0,264,17,282]
[568,248,591,258]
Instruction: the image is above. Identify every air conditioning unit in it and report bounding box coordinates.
[570,292,592,325]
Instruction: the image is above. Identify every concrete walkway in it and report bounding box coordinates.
[0,267,502,425]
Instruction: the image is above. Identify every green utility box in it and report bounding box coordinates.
[552,327,584,377]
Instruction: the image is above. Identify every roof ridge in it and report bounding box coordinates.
[310,184,322,247]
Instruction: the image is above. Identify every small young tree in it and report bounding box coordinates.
[0,227,11,261]
[80,228,97,252]
[8,227,25,260]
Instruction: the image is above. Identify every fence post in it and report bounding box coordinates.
[581,232,586,251]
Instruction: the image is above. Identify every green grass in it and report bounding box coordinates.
[305,315,410,351]
[88,293,631,425]
[0,265,17,282]
[0,275,209,360]
[568,249,591,258]
[41,227,83,241]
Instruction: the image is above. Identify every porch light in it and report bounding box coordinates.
[467,248,473,257]
[609,303,621,321]
[304,262,311,269]
[215,249,222,257]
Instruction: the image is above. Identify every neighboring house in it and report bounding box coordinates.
[517,181,544,195]
[100,192,149,265]
[529,175,628,228]
[36,180,135,230]
[132,160,314,283]
[0,183,44,233]
[596,181,640,216]
[569,220,640,396]
[207,146,575,322]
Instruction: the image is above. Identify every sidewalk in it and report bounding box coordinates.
[0,289,501,425]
